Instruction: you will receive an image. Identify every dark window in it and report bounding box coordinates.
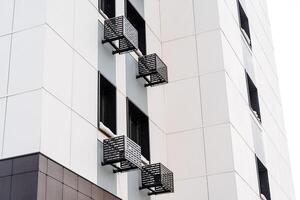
[99,0,115,18]
[246,72,261,122]
[238,1,251,48]
[127,99,150,160]
[256,157,271,200]
[125,0,147,55]
[98,73,116,134]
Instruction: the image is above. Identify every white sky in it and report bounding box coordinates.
[267,0,300,197]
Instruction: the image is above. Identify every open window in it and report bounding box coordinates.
[238,1,251,48]
[125,0,147,55]
[246,72,261,122]
[256,157,271,200]
[98,73,117,134]
[127,99,150,160]
[99,0,115,18]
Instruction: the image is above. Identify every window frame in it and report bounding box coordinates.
[98,72,117,134]
[125,0,147,55]
[126,98,150,161]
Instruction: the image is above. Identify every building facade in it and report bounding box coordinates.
[0,0,295,200]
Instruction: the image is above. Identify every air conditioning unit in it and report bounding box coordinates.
[139,163,174,195]
[102,135,142,173]
[102,16,139,54]
[137,53,168,87]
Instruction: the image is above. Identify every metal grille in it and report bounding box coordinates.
[137,54,168,87]
[102,135,142,173]
[140,163,174,195]
[103,16,138,54]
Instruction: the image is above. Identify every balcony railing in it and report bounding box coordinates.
[136,53,168,87]
[102,135,142,173]
[139,163,174,195]
[102,16,138,54]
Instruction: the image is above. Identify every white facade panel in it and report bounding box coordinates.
[0,35,11,97]
[0,0,14,36]
[72,53,98,127]
[164,78,202,133]
[13,0,47,32]
[162,36,198,82]
[8,26,46,95]
[40,91,72,167]
[167,129,206,180]
[3,90,43,158]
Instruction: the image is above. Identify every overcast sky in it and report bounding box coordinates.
[267,0,300,197]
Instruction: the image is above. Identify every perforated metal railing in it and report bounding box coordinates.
[137,54,168,87]
[140,163,174,195]
[102,135,142,173]
[102,16,138,54]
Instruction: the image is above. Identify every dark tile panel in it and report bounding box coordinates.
[12,154,39,174]
[103,191,115,200]
[63,169,78,190]
[63,185,77,200]
[37,172,46,200]
[38,155,47,174]
[0,159,12,177]
[0,153,121,200]
[92,185,103,200]
[78,177,92,197]
[0,176,11,200]
[78,193,92,200]
[48,159,63,182]
[46,176,63,200]
[11,172,38,200]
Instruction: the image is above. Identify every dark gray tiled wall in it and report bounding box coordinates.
[0,153,120,200]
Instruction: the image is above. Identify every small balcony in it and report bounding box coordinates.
[139,163,174,195]
[102,16,139,54]
[137,53,168,87]
[101,135,142,173]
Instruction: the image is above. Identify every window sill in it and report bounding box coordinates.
[99,8,109,21]
[249,108,262,129]
[260,194,267,200]
[240,28,252,52]
[141,156,150,166]
[99,122,115,138]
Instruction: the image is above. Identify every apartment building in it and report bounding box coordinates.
[0,0,295,200]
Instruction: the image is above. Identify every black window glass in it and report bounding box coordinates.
[127,99,150,160]
[99,0,115,18]
[99,73,117,134]
[246,72,261,122]
[256,157,271,200]
[238,1,252,47]
[125,0,147,55]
